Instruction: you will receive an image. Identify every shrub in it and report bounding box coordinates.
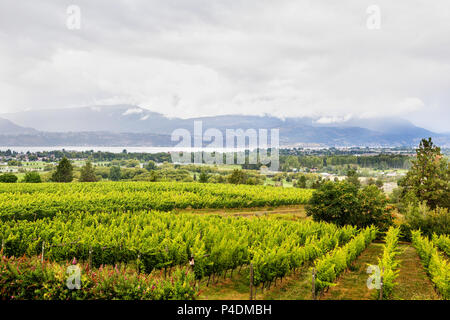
[403,203,450,238]
[23,172,42,183]
[0,173,18,183]
[306,181,393,229]
[0,255,198,300]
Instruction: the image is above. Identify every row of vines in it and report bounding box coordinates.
[1,211,352,282]
[412,230,450,299]
[0,181,313,221]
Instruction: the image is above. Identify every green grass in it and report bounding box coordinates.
[321,243,385,300]
[320,243,441,300]
[391,244,440,300]
[198,264,314,300]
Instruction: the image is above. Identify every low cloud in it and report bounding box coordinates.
[0,0,449,132]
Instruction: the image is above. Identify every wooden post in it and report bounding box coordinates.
[1,239,4,253]
[88,247,93,270]
[249,263,254,300]
[379,269,384,300]
[137,253,141,275]
[312,268,316,300]
[41,241,45,263]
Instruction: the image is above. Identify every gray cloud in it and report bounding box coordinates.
[0,0,449,132]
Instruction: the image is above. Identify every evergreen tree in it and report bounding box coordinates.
[399,138,449,209]
[51,157,73,182]
[80,161,98,182]
[346,168,361,188]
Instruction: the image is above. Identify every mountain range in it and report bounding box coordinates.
[0,105,448,148]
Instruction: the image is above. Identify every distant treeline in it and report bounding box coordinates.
[0,150,172,163]
[280,154,413,170]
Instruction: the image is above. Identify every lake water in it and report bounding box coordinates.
[0,146,250,153]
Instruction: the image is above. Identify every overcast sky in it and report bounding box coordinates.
[0,0,449,132]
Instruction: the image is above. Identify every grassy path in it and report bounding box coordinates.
[391,244,440,300]
[198,265,313,300]
[320,243,384,300]
[177,205,307,219]
[320,243,440,300]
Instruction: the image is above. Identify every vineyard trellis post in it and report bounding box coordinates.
[41,241,45,263]
[1,239,4,253]
[249,263,254,300]
[88,247,93,270]
[312,268,316,300]
[379,267,384,300]
[137,252,141,275]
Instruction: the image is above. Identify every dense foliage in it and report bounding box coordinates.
[0,173,18,183]
[0,181,313,221]
[313,226,377,294]
[79,161,98,182]
[0,255,197,300]
[1,211,340,279]
[51,157,73,183]
[23,172,42,183]
[432,234,450,256]
[306,181,393,230]
[402,203,450,239]
[399,138,449,209]
[377,227,401,299]
[411,230,450,299]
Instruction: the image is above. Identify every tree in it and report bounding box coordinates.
[199,171,209,183]
[80,161,98,182]
[357,185,393,230]
[228,169,247,184]
[306,181,393,229]
[51,157,73,182]
[7,160,22,167]
[375,178,384,189]
[306,181,360,226]
[296,175,307,188]
[346,168,361,188]
[145,160,157,171]
[282,155,300,171]
[23,172,41,183]
[109,166,121,181]
[0,173,18,183]
[399,138,449,209]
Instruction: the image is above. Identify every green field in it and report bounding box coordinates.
[0,181,448,300]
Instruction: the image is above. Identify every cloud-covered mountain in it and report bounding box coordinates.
[0,105,448,147]
[0,117,38,135]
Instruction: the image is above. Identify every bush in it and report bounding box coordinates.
[306,181,393,229]
[228,169,247,184]
[0,255,198,300]
[412,230,450,299]
[23,172,42,183]
[377,227,401,299]
[198,171,209,183]
[0,173,18,183]
[402,203,450,239]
